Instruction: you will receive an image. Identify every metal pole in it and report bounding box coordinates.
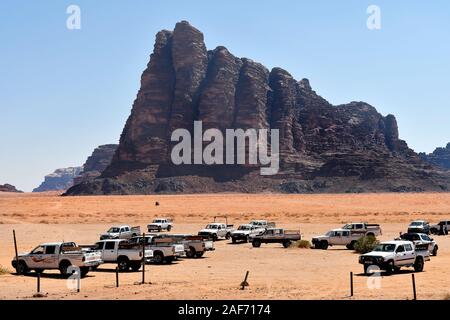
[77,273,80,293]
[13,230,20,275]
[37,272,40,293]
[116,267,119,287]
[350,272,354,297]
[412,274,417,300]
[142,232,145,284]
[240,271,249,290]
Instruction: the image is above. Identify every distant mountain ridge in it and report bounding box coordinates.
[419,143,450,170]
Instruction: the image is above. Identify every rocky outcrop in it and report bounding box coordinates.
[65,21,450,195]
[419,143,450,170]
[73,144,118,184]
[34,167,83,192]
[0,184,23,193]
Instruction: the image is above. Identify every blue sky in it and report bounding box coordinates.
[1,0,449,191]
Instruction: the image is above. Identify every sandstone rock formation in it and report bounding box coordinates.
[73,144,118,184]
[65,21,450,195]
[0,184,23,193]
[33,167,83,192]
[419,143,450,170]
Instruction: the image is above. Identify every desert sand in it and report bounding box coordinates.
[0,192,450,300]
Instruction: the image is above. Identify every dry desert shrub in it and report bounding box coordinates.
[292,240,311,249]
[0,265,11,275]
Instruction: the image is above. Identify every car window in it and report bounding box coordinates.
[405,244,413,251]
[396,245,405,253]
[45,246,56,254]
[412,234,420,241]
[356,224,364,229]
[422,235,431,241]
[95,242,104,250]
[105,242,116,250]
[31,246,45,254]
[343,231,350,236]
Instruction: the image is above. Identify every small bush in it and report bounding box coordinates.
[354,236,379,254]
[0,265,11,275]
[292,240,311,249]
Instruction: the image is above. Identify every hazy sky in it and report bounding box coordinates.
[1,0,450,191]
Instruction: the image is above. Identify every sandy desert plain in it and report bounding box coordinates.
[0,191,450,300]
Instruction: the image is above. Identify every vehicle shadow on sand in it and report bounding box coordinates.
[355,269,421,277]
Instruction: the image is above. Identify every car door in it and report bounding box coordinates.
[27,245,46,269]
[394,245,409,266]
[102,241,118,262]
[330,231,342,245]
[41,245,58,268]
[403,244,416,264]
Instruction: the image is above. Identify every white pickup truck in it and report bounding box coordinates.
[312,228,363,250]
[198,223,234,241]
[342,222,382,237]
[100,225,141,240]
[11,242,102,277]
[230,224,266,243]
[155,234,215,258]
[93,239,153,272]
[128,235,185,264]
[359,240,430,275]
[147,218,173,232]
[249,220,276,229]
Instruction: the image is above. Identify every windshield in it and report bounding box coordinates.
[238,226,250,230]
[342,224,351,229]
[325,231,334,237]
[373,244,396,252]
[153,220,162,223]
[206,224,218,229]
[410,222,423,226]
[108,227,120,233]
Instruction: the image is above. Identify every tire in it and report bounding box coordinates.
[364,264,371,275]
[167,225,172,232]
[347,241,357,250]
[393,266,401,273]
[195,251,204,258]
[186,247,195,258]
[414,257,424,272]
[59,260,72,277]
[320,241,328,250]
[117,257,130,272]
[225,233,231,240]
[16,261,29,275]
[282,240,291,248]
[212,234,218,242]
[432,245,438,256]
[80,267,89,278]
[130,262,141,272]
[385,260,394,275]
[153,251,164,264]
[252,239,262,248]
[158,227,162,232]
[232,238,237,244]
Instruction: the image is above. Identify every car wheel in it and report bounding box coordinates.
[282,240,291,248]
[16,261,29,275]
[432,245,438,256]
[117,257,130,272]
[80,267,89,278]
[186,247,196,258]
[158,227,162,232]
[225,233,231,240]
[320,241,328,250]
[212,234,218,242]
[130,262,141,272]
[59,260,72,277]
[232,238,237,244]
[167,225,172,232]
[385,261,394,275]
[414,257,424,272]
[153,252,164,264]
[364,264,371,275]
[252,240,261,248]
[195,251,204,258]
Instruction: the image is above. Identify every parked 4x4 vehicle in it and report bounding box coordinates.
[100,225,141,240]
[93,239,153,271]
[155,234,215,258]
[397,233,438,256]
[230,224,265,243]
[251,228,301,248]
[342,222,382,237]
[128,235,185,264]
[359,240,430,275]
[312,229,362,250]
[147,218,173,232]
[407,220,430,234]
[430,220,450,235]
[198,223,234,241]
[11,242,102,277]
